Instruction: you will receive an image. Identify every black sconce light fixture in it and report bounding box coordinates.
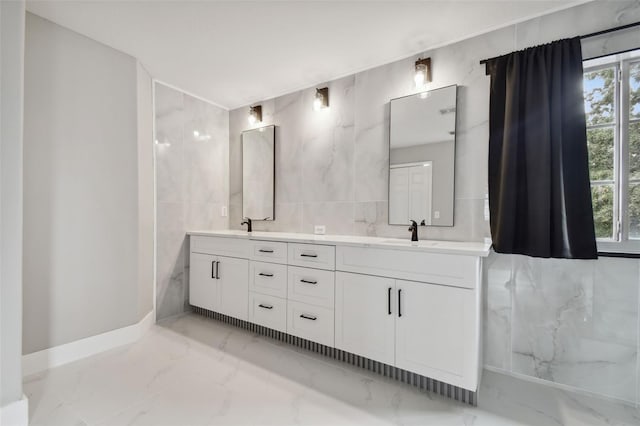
[414,57,432,88]
[313,87,329,111]
[248,105,262,125]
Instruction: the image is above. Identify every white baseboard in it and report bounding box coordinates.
[23,311,154,377]
[0,394,28,426]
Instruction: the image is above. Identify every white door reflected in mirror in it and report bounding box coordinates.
[389,162,432,225]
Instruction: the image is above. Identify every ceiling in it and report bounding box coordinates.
[26,0,588,110]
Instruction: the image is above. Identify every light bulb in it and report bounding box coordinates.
[414,68,426,87]
[313,88,329,111]
[248,105,262,125]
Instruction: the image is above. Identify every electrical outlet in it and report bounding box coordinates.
[314,225,326,235]
[221,205,228,217]
[433,211,440,219]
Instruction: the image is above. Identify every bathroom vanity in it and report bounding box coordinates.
[187,230,489,392]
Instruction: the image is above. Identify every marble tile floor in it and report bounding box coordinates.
[24,314,640,426]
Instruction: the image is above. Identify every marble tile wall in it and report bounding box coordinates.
[228,30,502,240]
[155,83,229,320]
[227,0,640,407]
[484,253,640,406]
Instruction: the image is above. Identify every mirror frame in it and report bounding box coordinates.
[387,84,458,227]
[241,124,276,221]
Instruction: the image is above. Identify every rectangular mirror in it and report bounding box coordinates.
[242,125,275,220]
[389,85,457,226]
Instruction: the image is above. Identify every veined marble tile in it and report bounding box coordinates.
[515,1,640,51]
[353,59,407,204]
[273,91,304,204]
[156,202,186,320]
[484,252,513,371]
[592,257,639,346]
[301,75,356,203]
[183,96,228,205]
[354,201,389,237]
[302,201,355,235]
[185,202,227,231]
[228,108,245,225]
[511,256,637,403]
[479,369,640,426]
[155,84,229,319]
[454,108,489,201]
[154,84,185,205]
[155,139,183,205]
[251,202,303,233]
[25,314,640,426]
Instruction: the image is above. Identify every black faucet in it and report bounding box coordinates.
[408,220,418,242]
[241,218,252,232]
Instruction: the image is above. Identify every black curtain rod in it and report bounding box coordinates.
[479,21,640,66]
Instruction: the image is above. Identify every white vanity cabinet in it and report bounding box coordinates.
[335,272,396,365]
[190,254,249,320]
[188,231,487,393]
[189,252,219,312]
[189,236,250,321]
[394,279,476,388]
[285,243,336,346]
[335,246,482,391]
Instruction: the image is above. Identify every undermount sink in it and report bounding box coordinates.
[380,239,439,246]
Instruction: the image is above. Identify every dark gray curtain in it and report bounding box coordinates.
[487,37,597,259]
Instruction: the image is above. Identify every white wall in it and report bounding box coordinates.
[22,13,153,354]
[0,0,26,416]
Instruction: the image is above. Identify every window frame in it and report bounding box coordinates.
[585,51,640,254]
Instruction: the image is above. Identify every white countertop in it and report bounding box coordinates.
[187,230,491,257]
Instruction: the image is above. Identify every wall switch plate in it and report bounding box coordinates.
[434,211,440,219]
[314,225,326,235]
[221,205,228,217]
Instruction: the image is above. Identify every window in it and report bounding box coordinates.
[584,51,640,252]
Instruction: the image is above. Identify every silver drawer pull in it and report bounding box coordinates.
[300,253,318,258]
[258,304,273,310]
[300,314,317,321]
[259,272,274,277]
[300,279,318,285]
[259,249,274,253]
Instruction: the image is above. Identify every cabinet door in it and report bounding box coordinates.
[335,272,395,365]
[395,279,477,390]
[217,256,249,321]
[189,252,219,311]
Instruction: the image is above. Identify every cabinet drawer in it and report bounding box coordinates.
[250,240,288,264]
[287,301,334,347]
[336,246,478,289]
[248,293,287,333]
[191,236,250,259]
[288,243,335,271]
[249,261,287,298]
[288,266,335,308]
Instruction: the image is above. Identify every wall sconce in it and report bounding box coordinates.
[313,87,329,111]
[414,57,432,88]
[248,105,262,125]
